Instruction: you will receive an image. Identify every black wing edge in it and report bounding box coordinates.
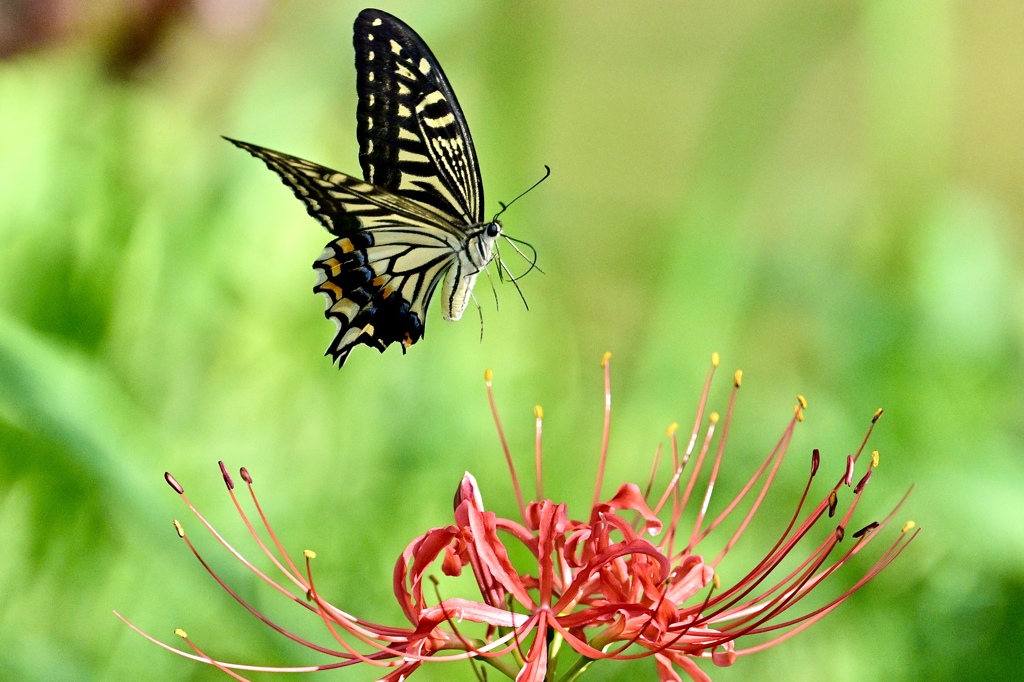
[316,233,427,367]
[223,136,362,236]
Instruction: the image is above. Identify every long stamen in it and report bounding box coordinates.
[592,352,613,508]
[643,441,664,502]
[218,463,308,592]
[685,374,744,550]
[164,473,310,606]
[697,401,799,565]
[649,354,721,539]
[175,629,252,681]
[114,612,341,674]
[705,439,890,626]
[484,369,526,519]
[534,405,544,500]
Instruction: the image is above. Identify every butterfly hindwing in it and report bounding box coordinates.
[354,9,484,226]
[228,138,466,365]
[314,222,465,365]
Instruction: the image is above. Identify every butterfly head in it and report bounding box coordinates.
[466,220,503,270]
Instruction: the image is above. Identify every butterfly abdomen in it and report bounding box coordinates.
[441,264,476,322]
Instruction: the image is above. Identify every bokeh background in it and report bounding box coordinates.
[1,0,1021,680]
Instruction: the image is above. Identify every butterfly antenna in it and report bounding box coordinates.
[491,165,551,223]
[501,234,544,280]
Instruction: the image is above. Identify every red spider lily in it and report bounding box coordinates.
[117,353,917,681]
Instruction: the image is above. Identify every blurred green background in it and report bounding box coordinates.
[1,0,1021,680]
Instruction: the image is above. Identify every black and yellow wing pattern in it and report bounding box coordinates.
[228,8,501,367]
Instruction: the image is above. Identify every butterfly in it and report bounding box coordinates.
[227,8,510,367]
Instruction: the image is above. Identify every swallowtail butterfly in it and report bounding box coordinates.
[228,8,504,367]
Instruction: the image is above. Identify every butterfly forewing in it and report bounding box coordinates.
[354,9,484,225]
[225,138,461,237]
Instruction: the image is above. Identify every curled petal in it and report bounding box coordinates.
[656,652,684,682]
[664,555,713,604]
[441,546,462,577]
[463,497,534,608]
[418,598,531,630]
[599,483,663,536]
[394,526,459,622]
[658,651,713,682]
[711,643,737,667]
[553,538,671,615]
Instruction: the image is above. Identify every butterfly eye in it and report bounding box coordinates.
[486,222,501,238]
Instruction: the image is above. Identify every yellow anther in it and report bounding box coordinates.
[797,394,808,409]
[733,370,743,388]
[794,405,804,422]
[872,408,884,423]
[304,549,317,559]
[174,628,188,639]
[902,520,916,533]
[711,352,720,367]
[666,422,679,436]
[534,405,543,419]
[484,369,493,382]
[871,450,880,468]
[712,574,721,590]
[601,351,612,368]
[709,412,720,424]
[173,519,185,538]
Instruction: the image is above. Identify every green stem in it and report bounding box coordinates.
[555,654,597,682]
[479,654,522,680]
[440,638,520,680]
[546,630,564,682]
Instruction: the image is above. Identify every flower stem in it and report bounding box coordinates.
[479,654,522,680]
[556,654,598,682]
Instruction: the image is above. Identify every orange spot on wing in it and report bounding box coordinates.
[322,258,342,276]
[318,281,343,300]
